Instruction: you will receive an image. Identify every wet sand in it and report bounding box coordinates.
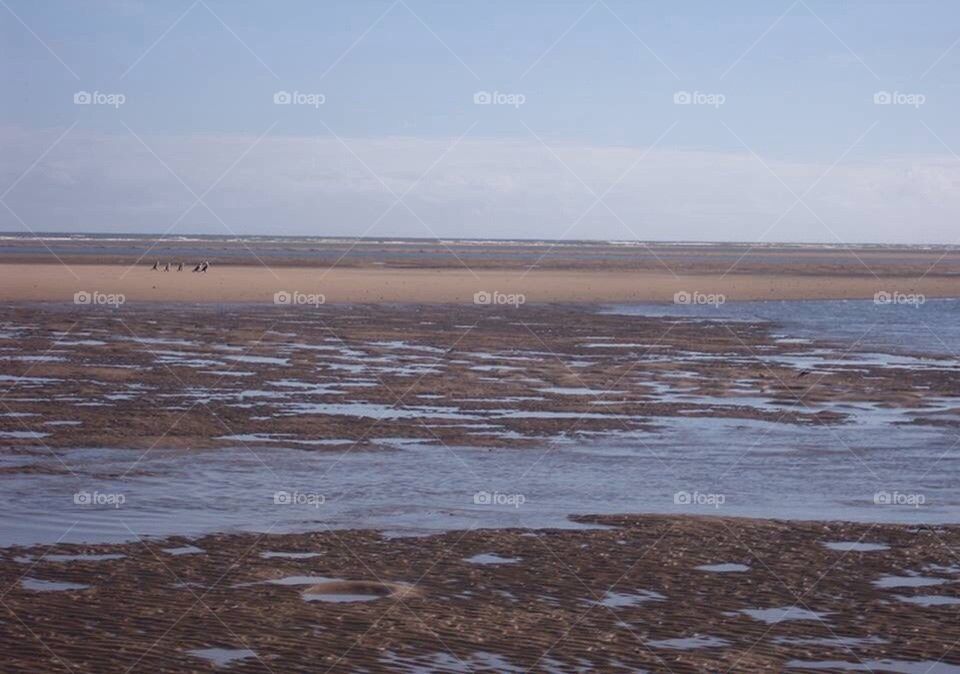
[3,303,959,452]
[2,515,959,672]
[1,262,957,303]
[2,242,959,671]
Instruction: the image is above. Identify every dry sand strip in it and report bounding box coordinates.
[0,263,957,303]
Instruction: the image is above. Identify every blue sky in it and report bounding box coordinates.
[1,0,959,242]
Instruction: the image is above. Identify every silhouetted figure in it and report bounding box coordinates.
[193,263,202,272]
[177,262,183,272]
[163,262,170,272]
[151,261,159,271]
[200,261,209,273]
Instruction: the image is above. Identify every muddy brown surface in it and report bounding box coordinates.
[2,303,960,453]
[1,515,958,672]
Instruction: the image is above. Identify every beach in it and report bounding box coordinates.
[2,241,960,672]
[1,238,957,304]
[9,0,960,668]
[0,263,958,304]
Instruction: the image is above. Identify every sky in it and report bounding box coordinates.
[1,0,959,243]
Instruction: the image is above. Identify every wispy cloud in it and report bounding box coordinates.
[1,125,958,243]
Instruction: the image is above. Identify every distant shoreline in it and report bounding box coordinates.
[3,232,960,246]
[3,238,960,274]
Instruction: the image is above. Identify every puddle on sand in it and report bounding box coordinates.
[0,375,60,384]
[379,650,527,673]
[199,370,255,377]
[874,575,948,588]
[927,564,960,575]
[536,387,623,396]
[187,647,258,668]
[284,402,479,421]
[786,660,960,673]
[647,635,729,650]
[696,563,750,573]
[45,553,126,562]
[774,635,886,647]
[465,553,519,565]
[599,589,666,607]
[823,541,889,552]
[742,606,828,624]
[260,551,320,560]
[267,575,335,586]
[21,578,89,592]
[895,595,960,607]
[224,354,290,366]
[162,545,204,556]
[3,355,66,363]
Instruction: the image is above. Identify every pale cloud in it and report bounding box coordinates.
[1,125,959,243]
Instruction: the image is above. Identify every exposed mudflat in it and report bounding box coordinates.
[3,302,960,670]
[2,515,959,672]
[2,303,959,454]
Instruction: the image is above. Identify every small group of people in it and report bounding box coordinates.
[151,260,210,272]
